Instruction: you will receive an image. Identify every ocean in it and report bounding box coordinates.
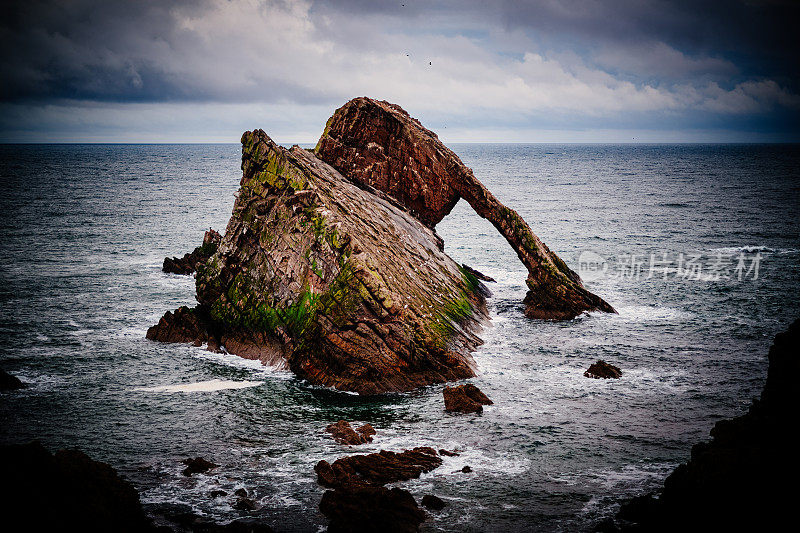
[1,143,798,531]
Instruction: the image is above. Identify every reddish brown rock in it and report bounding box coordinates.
[319,485,425,533]
[149,129,487,394]
[326,421,376,445]
[315,447,442,488]
[315,97,615,320]
[163,229,221,275]
[443,383,493,413]
[584,360,622,379]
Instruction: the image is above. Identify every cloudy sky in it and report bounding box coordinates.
[1,0,798,142]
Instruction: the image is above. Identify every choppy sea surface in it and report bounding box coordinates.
[1,143,798,531]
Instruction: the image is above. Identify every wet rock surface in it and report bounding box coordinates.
[163,229,221,275]
[0,368,26,390]
[443,383,493,413]
[315,97,615,320]
[0,441,153,532]
[182,456,219,476]
[584,360,622,379]
[149,127,488,394]
[315,447,443,532]
[315,447,443,488]
[319,485,425,533]
[325,420,376,445]
[612,319,800,532]
[421,494,446,511]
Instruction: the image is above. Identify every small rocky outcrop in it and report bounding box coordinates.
[326,420,376,445]
[421,494,446,510]
[315,97,615,320]
[612,319,800,532]
[315,447,443,488]
[0,441,153,532]
[149,128,488,394]
[584,360,622,379]
[443,383,493,413]
[182,456,218,476]
[319,485,425,533]
[1,368,26,390]
[163,229,221,275]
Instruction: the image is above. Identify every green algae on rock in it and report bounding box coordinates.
[148,129,488,394]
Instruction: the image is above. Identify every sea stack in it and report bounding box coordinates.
[149,129,488,394]
[148,97,615,394]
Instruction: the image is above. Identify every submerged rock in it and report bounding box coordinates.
[162,228,221,275]
[584,360,622,379]
[0,441,153,532]
[326,420,376,445]
[149,128,487,394]
[614,319,800,532]
[443,383,493,413]
[0,368,26,390]
[319,485,425,533]
[315,97,615,320]
[315,447,443,488]
[182,456,218,476]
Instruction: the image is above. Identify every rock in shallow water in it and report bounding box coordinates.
[584,360,622,379]
[325,420,376,445]
[315,447,443,488]
[319,485,425,533]
[443,383,493,413]
[0,368,26,390]
[182,456,218,476]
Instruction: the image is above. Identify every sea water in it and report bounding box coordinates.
[1,143,798,531]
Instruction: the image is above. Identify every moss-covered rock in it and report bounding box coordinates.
[149,129,487,394]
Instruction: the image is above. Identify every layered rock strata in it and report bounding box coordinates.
[149,130,488,394]
[162,229,221,275]
[315,97,615,320]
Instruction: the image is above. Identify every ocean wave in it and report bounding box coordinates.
[134,379,265,393]
[710,245,776,254]
[191,348,291,376]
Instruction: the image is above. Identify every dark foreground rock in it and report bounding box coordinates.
[326,420,376,445]
[149,127,488,394]
[612,319,800,532]
[443,383,493,413]
[0,368,26,390]
[315,447,443,488]
[0,441,153,532]
[320,485,425,533]
[584,360,622,379]
[182,456,218,476]
[421,494,446,510]
[315,97,615,320]
[162,229,221,275]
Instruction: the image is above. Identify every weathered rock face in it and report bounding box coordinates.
[315,447,443,488]
[442,383,493,413]
[614,319,800,532]
[319,485,425,533]
[149,129,488,394]
[162,229,221,275]
[325,420,376,445]
[315,97,615,320]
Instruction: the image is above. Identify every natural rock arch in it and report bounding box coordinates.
[314,97,615,319]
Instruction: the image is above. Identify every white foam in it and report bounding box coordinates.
[134,379,264,393]
[191,348,291,377]
[710,245,776,254]
[612,304,694,323]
